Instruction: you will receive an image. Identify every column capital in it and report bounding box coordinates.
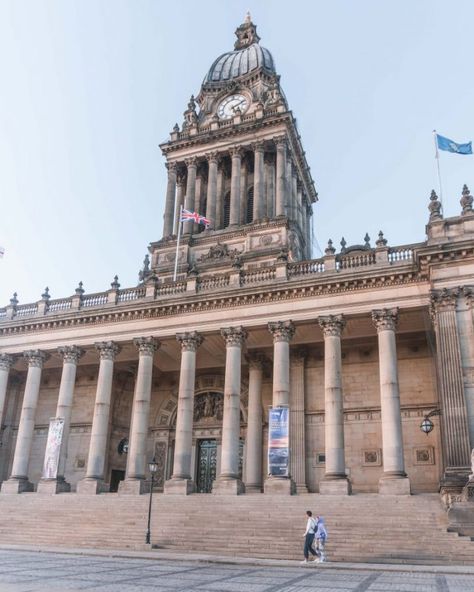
[221,326,248,347]
[184,157,198,168]
[251,141,265,153]
[23,350,49,368]
[94,341,121,361]
[206,151,219,164]
[176,331,203,352]
[268,320,295,343]
[58,345,84,365]
[430,287,459,313]
[318,315,345,337]
[165,161,178,173]
[229,146,244,159]
[273,136,287,149]
[371,308,399,332]
[133,336,160,357]
[245,351,266,369]
[0,353,14,371]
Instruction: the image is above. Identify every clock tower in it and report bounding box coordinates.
[150,14,317,280]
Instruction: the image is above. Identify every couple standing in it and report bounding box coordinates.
[301,510,327,564]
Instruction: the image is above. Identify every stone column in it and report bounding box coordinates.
[245,353,265,493]
[206,152,218,230]
[77,341,120,494]
[38,346,84,494]
[291,165,298,223]
[253,141,265,221]
[285,154,293,219]
[305,203,312,259]
[163,162,177,238]
[193,172,203,234]
[2,350,48,494]
[290,349,308,493]
[265,153,275,218]
[120,337,159,495]
[214,326,247,494]
[372,308,410,494]
[215,163,225,230]
[0,354,13,429]
[456,287,474,449]
[296,181,303,231]
[431,289,471,490]
[265,320,295,494]
[318,315,351,495]
[229,148,242,226]
[183,157,197,235]
[239,155,248,225]
[275,137,287,217]
[173,174,185,235]
[165,331,203,494]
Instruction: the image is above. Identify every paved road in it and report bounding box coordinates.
[0,550,473,592]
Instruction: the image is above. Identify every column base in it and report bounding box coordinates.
[118,478,150,495]
[37,478,71,494]
[245,484,263,493]
[212,477,245,495]
[163,478,195,495]
[295,484,309,494]
[379,475,411,495]
[76,478,109,495]
[264,476,295,495]
[1,477,34,494]
[319,477,351,495]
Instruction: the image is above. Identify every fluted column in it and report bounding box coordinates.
[165,332,203,494]
[206,152,218,229]
[2,350,48,494]
[38,346,84,494]
[285,154,293,219]
[245,353,264,492]
[0,354,13,430]
[318,315,351,495]
[239,155,248,225]
[193,172,203,233]
[455,287,474,450]
[265,320,295,494]
[290,349,308,493]
[229,148,242,226]
[163,162,177,238]
[253,142,265,221]
[173,174,185,235]
[183,157,197,234]
[120,337,159,494]
[265,153,275,218]
[77,341,120,494]
[275,137,287,217]
[431,289,471,489]
[214,327,247,494]
[372,308,410,494]
[215,163,225,230]
[291,165,298,223]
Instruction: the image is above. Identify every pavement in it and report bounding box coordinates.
[0,546,474,591]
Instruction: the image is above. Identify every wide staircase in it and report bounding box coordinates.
[0,492,473,564]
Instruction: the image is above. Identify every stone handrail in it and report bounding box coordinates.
[337,251,376,270]
[48,298,73,313]
[288,259,325,277]
[82,293,108,308]
[197,275,230,292]
[155,281,186,297]
[241,267,276,284]
[388,245,415,263]
[117,287,146,302]
[15,303,38,317]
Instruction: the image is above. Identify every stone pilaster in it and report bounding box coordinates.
[38,346,84,494]
[214,326,247,494]
[265,153,275,219]
[274,137,287,217]
[215,162,225,230]
[120,337,159,495]
[229,148,242,227]
[245,353,265,493]
[163,162,177,237]
[206,152,218,229]
[318,315,351,495]
[252,141,265,221]
[372,308,410,495]
[431,289,471,490]
[239,154,248,225]
[77,341,120,494]
[165,331,203,494]
[290,349,308,493]
[2,350,48,494]
[173,174,185,235]
[456,287,474,449]
[183,157,197,235]
[0,354,13,430]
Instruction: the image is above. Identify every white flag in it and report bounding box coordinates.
[0,246,4,258]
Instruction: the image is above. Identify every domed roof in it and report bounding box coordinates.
[203,14,275,84]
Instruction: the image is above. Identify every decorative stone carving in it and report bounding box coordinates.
[193,391,224,422]
[10,292,19,307]
[197,242,241,263]
[251,141,265,153]
[184,156,197,168]
[154,441,167,489]
[221,326,248,347]
[376,231,387,247]
[461,184,473,216]
[176,331,203,352]
[268,320,295,342]
[371,308,399,332]
[58,345,84,365]
[110,275,120,290]
[430,288,459,318]
[206,151,219,164]
[94,341,120,361]
[325,239,336,255]
[133,337,159,357]
[75,282,85,296]
[41,287,50,301]
[0,354,13,371]
[138,254,150,283]
[318,315,345,337]
[23,350,48,368]
[429,190,442,221]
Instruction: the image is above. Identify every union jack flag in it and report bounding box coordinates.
[180,209,210,227]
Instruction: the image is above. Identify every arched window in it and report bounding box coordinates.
[223,191,231,228]
[246,187,254,224]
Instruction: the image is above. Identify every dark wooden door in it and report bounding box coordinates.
[196,439,217,493]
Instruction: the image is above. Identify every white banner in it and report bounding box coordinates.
[42,417,64,479]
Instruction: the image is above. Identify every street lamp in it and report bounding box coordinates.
[420,409,441,435]
[146,456,158,545]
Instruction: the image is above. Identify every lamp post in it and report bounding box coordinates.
[146,456,158,545]
[420,409,441,435]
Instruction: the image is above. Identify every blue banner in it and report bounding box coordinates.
[437,134,472,155]
[268,407,289,477]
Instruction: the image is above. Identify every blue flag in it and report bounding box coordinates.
[437,134,472,155]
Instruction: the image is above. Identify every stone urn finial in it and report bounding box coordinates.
[428,189,442,221]
[461,184,473,216]
[41,287,50,301]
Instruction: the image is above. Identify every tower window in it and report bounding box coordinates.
[223,191,231,228]
[246,187,254,224]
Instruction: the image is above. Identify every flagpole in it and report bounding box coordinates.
[173,205,183,282]
[433,130,444,211]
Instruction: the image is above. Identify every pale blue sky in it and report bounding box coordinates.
[1,0,473,305]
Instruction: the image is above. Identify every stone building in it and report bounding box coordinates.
[0,15,474,523]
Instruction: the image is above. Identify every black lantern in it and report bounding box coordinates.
[420,417,434,435]
[146,456,158,545]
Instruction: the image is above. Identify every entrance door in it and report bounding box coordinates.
[196,439,217,493]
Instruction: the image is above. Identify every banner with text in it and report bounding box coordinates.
[268,407,289,477]
[42,417,64,479]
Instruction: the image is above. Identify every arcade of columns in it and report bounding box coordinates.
[0,308,415,496]
[161,137,312,247]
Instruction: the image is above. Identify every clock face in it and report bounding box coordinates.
[217,94,249,120]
